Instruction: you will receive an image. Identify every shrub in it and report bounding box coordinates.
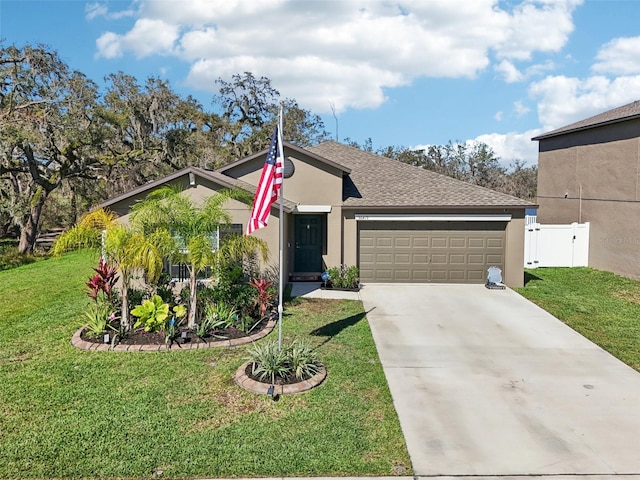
[287,339,321,380]
[248,278,276,319]
[326,265,359,289]
[247,340,289,384]
[131,294,170,332]
[247,338,322,383]
[83,301,114,337]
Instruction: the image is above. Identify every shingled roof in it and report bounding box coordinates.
[308,141,532,209]
[532,100,640,141]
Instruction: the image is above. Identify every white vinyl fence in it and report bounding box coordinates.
[524,222,590,268]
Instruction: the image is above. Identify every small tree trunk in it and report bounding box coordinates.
[188,268,198,329]
[120,275,130,329]
[17,195,47,254]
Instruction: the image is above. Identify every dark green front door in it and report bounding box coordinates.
[294,215,322,272]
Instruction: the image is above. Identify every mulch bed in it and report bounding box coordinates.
[244,362,319,385]
[80,318,270,347]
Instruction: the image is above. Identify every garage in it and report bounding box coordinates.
[359,220,506,283]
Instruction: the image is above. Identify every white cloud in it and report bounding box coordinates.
[494,0,583,60]
[474,129,543,166]
[495,60,523,83]
[97,19,180,59]
[85,2,138,20]
[85,3,108,20]
[494,111,504,121]
[593,37,640,75]
[495,59,556,83]
[529,74,640,130]
[93,0,582,113]
[514,101,530,117]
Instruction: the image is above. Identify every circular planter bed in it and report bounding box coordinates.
[71,317,276,352]
[234,361,327,396]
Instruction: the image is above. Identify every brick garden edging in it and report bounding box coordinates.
[71,318,276,352]
[234,361,327,396]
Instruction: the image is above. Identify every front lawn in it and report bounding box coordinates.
[517,267,640,372]
[0,250,411,479]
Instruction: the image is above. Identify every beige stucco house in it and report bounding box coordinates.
[533,100,640,280]
[102,141,532,287]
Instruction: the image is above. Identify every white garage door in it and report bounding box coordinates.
[359,221,506,283]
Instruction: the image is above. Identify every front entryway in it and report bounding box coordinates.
[294,215,323,273]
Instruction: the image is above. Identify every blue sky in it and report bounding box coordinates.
[2,0,640,166]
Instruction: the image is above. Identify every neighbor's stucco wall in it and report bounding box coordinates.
[537,124,640,280]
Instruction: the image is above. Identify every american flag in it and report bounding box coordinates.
[246,125,284,235]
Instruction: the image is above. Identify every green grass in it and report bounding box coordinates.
[0,250,411,479]
[517,267,640,372]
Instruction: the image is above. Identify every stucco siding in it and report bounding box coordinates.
[588,201,640,280]
[537,123,640,280]
[504,214,525,287]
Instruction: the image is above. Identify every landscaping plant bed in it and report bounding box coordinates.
[73,316,275,351]
[320,283,360,292]
[235,361,327,396]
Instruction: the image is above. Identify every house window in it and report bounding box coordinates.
[163,224,243,282]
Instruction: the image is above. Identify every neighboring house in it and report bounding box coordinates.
[102,141,533,287]
[533,100,640,280]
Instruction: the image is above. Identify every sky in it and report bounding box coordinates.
[2,0,640,166]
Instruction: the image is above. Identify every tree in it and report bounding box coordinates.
[214,72,328,160]
[377,140,536,200]
[130,186,269,329]
[0,43,111,253]
[52,208,170,329]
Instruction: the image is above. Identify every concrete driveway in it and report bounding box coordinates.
[360,284,640,477]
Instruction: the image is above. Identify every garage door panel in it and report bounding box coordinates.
[413,238,429,247]
[431,237,447,248]
[395,237,411,247]
[450,238,466,248]
[412,270,429,281]
[468,254,485,264]
[449,254,465,264]
[487,254,504,264]
[413,254,429,264]
[487,238,504,248]
[394,253,411,264]
[468,238,486,248]
[359,221,506,283]
[376,237,393,247]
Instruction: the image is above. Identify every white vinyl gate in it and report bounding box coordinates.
[524,222,590,268]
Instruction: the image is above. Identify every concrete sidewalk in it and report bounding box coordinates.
[360,284,640,477]
[289,282,361,300]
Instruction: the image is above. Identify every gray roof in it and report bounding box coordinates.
[532,100,640,141]
[308,141,532,209]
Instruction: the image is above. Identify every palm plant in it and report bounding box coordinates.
[51,209,118,256]
[130,185,269,329]
[53,208,170,328]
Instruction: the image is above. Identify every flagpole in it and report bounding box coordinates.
[277,105,284,351]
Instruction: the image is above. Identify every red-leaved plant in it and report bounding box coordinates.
[86,258,119,302]
[248,278,275,319]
